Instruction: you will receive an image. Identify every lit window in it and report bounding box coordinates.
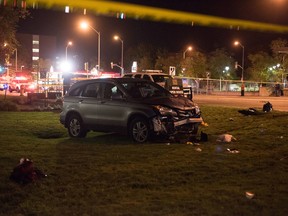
[33,40,39,45]
[33,48,39,52]
[32,57,39,60]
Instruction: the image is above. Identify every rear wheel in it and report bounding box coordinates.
[67,114,87,138]
[129,117,150,143]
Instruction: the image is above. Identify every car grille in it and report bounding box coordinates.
[177,108,199,118]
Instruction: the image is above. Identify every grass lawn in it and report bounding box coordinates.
[0,106,287,216]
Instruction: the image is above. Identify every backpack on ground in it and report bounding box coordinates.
[263,102,273,112]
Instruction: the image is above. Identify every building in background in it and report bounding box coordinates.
[16,33,56,72]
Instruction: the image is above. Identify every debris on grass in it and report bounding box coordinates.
[186,142,200,146]
[201,121,209,127]
[10,158,47,185]
[216,134,237,143]
[227,148,240,154]
[238,108,263,116]
[245,191,255,199]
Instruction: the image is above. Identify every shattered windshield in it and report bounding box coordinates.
[121,81,171,98]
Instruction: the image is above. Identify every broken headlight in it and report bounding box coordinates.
[194,105,201,115]
[154,105,177,116]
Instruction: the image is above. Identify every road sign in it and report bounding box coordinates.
[169,66,176,76]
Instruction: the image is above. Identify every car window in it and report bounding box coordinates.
[123,74,133,78]
[82,83,100,98]
[102,83,122,99]
[142,75,151,81]
[134,74,141,78]
[69,85,83,96]
[121,81,170,98]
[151,75,171,83]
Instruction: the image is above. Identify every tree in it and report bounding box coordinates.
[0,5,29,66]
[181,50,207,78]
[207,48,236,79]
[155,51,181,75]
[247,51,274,82]
[270,38,288,81]
[270,38,287,55]
[125,43,157,72]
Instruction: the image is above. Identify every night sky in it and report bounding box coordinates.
[17,0,288,69]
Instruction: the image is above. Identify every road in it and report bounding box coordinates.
[193,94,288,112]
[1,90,288,112]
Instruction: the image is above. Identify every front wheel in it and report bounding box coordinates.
[67,114,87,138]
[129,117,150,143]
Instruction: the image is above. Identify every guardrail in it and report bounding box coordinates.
[175,77,288,97]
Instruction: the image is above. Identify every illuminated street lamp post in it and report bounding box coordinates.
[65,41,72,61]
[183,46,192,59]
[234,41,245,82]
[113,35,124,75]
[15,48,17,72]
[80,21,101,71]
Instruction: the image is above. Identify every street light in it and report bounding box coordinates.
[65,41,72,61]
[113,35,124,75]
[80,21,101,71]
[234,41,245,82]
[183,46,192,59]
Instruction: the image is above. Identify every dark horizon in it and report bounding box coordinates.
[16,1,288,71]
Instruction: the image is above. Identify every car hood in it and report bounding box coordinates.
[133,96,197,110]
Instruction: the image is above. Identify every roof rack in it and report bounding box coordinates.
[141,70,163,73]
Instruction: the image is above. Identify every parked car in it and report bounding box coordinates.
[122,72,172,88]
[60,78,202,143]
[0,76,9,91]
[0,82,8,91]
[9,81,36,93]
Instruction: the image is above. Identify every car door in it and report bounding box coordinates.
[77,82,102,127]
[95,82,129,133]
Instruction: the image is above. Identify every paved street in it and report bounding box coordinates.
[193,94,288,112]
[1,90,288,112]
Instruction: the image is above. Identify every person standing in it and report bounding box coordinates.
[275,82,280,97]
[241,82,245,96]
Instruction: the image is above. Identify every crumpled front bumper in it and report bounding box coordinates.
[152,116,203,134]
[173,117,203,127]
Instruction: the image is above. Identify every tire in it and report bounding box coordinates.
[67,114,87,138]
[129,117,150,143]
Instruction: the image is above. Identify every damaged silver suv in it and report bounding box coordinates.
[60,78,202,143]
